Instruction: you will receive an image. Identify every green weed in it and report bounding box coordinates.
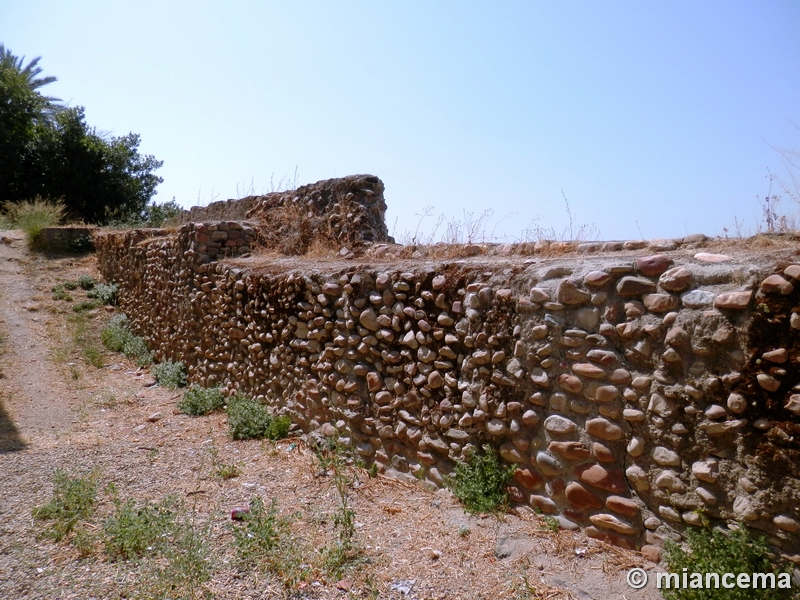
[51,285,73,301]
[77,274,96,290]
[232,497,307,587]
[226,395,290,441]
[86,282,118,305]
[1,196,65,249]
[101,314,152,366]
[662,525,792,600]
[178,385,225,416]
[152,360,187,389]
[445,444,514,514]
[103,496,177,561]
[32,468,98,542]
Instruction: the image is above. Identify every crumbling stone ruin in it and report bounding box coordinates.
[94,175,800,560]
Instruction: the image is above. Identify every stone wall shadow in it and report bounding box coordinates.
[0,399,26,453]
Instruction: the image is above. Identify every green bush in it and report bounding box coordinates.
[51,285,73,301]
[1,196,65,249]
[73,299,100,312]
[100,314,152,366]
[86,282,118,305]
[103,497,177,561]
[178,385,225,416]
[32,468,98,541]
[226,395,290,441]
[445,445,514,514]
[62,280,78,290]
[77,274,96,290]
[662,525,792,600]
[152,360,187,389]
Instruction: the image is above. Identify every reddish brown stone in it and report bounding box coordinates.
[585,526,637,550]
[549,441,592,460]
[584,270,612,287]
[643,293,678,313]
[529,495,558,514]
[659,267,693,292]
[575,464,627,494]
[558,280,591,305]
[592,442,616,463]
[606,495,640,517]
[586,417,623,441]
[506,485,526,503]
[513,468,543,490]
[714,291,752,310]
[558,374,583,393]
[641,545,662,563]
[761,274,794,295]
[616,276,657,296]
[637,255,674,277]
[565,481,604,509]
[784,265,800,280]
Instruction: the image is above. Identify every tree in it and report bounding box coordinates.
[0,44,163,223]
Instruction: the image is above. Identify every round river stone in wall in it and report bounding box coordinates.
[544,415,578,435]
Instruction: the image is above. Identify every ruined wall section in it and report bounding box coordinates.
[96,227,800,556]
[176,175,390,255]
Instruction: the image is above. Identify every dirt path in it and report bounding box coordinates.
[0,231,662,599]
[0,231,79,450]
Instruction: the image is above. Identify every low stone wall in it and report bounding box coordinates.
[95,225,800,558]
[176,175,390,255]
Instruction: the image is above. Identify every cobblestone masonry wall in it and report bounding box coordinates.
[95,226,800,559]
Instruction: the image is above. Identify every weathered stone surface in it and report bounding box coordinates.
[692,459,719,483]
[529,495,558,514]
[487,418,507,436]
[586,417,623,441]
[565,481,603,509]
[536,452,563,476]
[785,395,800,416]
[584,270,612,287]
[784,265,800,280]
[592,442,615,463]
[627,436,645,457]
[558,374,583,393]
[572,363,605,379]
[659,505,682,522]
[637,255,673,277]
[695,486,717,506]
[762,348,788,363]
[761,274,794,295]
[643,293,678,313]
[733,496,759,521]
[359,307,380,331]
[529,287,550,302]
[694,252,731,263]
[575,464,626,493]
[652,446,681,467]
[665,326,688,347]
[659,267,692,292]
[727,392,747,413]
[590,513,637,536]
[681,289,715,308]
[544,415,577,435]
[606,496,639,517]
[714,291,752,310]
[704,404,727,420]
[549,441,592,460]
[774,515,799,533]
[626,465,650,491]
[585,526,636,550]
[557,280,590,305]
[757,373,780,392]
[655,470,685,492]
[513,468,543,490]
[616,276,657,296]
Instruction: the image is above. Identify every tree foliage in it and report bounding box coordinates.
[0,44,163,224]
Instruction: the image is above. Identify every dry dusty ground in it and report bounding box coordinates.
[0,229,664,599]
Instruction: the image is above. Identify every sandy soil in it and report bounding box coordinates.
[0,230,666,599]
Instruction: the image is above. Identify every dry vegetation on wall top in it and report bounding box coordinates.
[179,174,391,256]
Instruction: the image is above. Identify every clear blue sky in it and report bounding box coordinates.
[3,1,799,241]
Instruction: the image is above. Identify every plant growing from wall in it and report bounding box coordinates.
[662,525,792,600]
[445,444,514,514]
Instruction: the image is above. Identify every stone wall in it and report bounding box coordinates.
[94,225,800,558]
[176,175,390,255]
